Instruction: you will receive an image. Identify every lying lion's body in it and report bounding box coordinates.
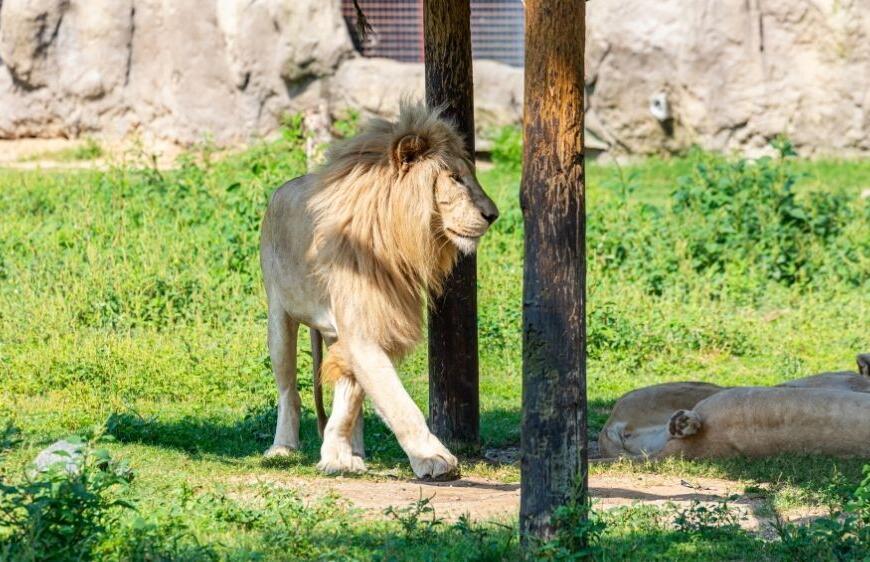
[598,382,723,458]
[778,371,870,393]
[599,367,870,458]
[260,103,498,478]
[661,387,870,459]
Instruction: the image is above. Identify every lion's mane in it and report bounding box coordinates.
[309,103,469,368]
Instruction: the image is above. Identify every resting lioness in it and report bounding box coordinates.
[662,387,870,459]
[599,355,870,459]
[598,381,724,458]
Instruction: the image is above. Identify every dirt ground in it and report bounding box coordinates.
[0,137,185,170]
[228,471,823,536]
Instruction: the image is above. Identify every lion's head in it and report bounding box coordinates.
[310,102,499,356]
[392,135,498,255]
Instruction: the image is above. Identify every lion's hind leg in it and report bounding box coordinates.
[318,374,367,474]
[317,342,367,473]
[265,306,302,458]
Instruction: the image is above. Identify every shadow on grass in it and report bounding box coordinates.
[105,406,318,461]
[104,404,533,468]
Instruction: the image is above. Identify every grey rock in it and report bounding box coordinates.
[585,0,870,156]
[0,0,354,144]
[33,439,84,474]
[325,57,523,142]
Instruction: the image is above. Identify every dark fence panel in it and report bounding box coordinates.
[342,0,524,67]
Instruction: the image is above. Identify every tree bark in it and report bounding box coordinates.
[520,0,587,542]
[423,0,479,449]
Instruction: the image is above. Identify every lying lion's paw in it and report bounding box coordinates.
[668,410,702,438]
[264,444,297,458]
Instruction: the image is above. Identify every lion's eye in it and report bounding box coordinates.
[450,173,462,182]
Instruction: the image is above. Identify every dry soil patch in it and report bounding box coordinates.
[228,472,821,533]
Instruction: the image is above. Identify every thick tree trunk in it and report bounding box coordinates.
[520,0,587,542]
[423,0,479,449]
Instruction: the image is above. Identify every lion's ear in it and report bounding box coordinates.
[392,134,429,173]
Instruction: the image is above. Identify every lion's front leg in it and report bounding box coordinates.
[345,338,459,480]
[318,376,367,474]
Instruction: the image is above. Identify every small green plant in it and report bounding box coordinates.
[384,493,443,541]
[74,138,104,161]
[280,112,306,145]
[671,494,745,535]
[0,437,134,560]
[534,491,606,561]
[201,491,264,530]
[450,514,516,562]
[770,134,798,158]
[24,137,104,162]
[774,464,870,561]
[332,108,361,139]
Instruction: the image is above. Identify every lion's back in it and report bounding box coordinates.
[260,174,333,331]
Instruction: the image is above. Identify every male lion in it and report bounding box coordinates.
[259,103,498,479]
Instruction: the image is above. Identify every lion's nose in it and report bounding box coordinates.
[482,210,499,225]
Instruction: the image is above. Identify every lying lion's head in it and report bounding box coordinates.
[311,102,499,355]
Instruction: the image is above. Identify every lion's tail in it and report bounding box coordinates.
[312,332,356,437]
[311,330,328,437]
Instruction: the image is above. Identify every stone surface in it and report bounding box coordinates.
[585,0,870,156]
[0,0,868,155]
[33,439,84,473]
[324,57,522,139]
[0,0,355,144]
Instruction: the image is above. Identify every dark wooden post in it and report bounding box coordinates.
[423,0,479,449]
[520,0,587,542]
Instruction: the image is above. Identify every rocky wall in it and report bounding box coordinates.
[0,0,867,155]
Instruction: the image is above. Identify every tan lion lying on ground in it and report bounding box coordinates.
[259,102,498,478]
[599,354,870,459]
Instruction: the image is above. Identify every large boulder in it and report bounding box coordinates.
[585,0,870,155]
[0,0,355,144]
[325,57,523,140]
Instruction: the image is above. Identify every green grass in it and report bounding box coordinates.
[1,125,869,559]
[23,137,104,162]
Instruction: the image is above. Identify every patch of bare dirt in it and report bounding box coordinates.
[227,472,823,533]
[0,137,186,170]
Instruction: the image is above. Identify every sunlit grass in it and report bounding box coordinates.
[1,131,868,558]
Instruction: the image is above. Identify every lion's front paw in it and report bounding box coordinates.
[668,409,702,438]
[408,437,460,480]
[264,444,297,458]
[318,440,367,474]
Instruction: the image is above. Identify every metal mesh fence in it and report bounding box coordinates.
[341,0,524,67]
